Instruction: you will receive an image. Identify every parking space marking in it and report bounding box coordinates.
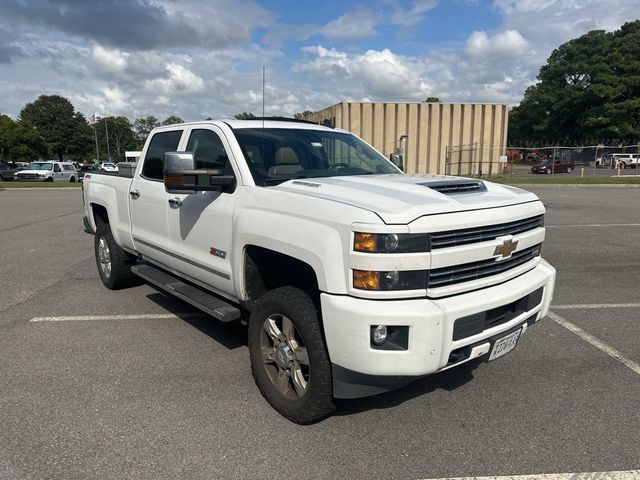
[553,303,640,310]
[425,471,640,480]
[29,313,203,322]
[546,223,640,228]
[548,311,640,376]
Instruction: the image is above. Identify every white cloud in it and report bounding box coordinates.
[144,63,205,95]
[320,8,380,40]
[391,0,438,26]
[92,45,128,72]
[465,30,529,57]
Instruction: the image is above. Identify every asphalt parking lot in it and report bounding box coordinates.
[1,187,639,480]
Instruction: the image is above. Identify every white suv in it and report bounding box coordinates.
[14,161,78,182]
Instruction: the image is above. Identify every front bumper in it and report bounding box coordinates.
[321,259,556,398]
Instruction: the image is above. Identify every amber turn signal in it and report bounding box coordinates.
[353,270,380,290]
[354,232,377,252]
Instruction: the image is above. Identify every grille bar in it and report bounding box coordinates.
[427,244,541,289]
[430,215,543,249]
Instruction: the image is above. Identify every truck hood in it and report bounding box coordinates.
[271,174,540,224]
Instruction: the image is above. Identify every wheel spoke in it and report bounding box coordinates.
[261,346,276,364]
[291,364,307,397]
[274,371,290,395]
[294,346,309,365]
[281,316,295,342]
[263,316,282,342]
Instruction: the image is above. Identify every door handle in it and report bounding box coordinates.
[129,190,140,199]
[168,197,183,207]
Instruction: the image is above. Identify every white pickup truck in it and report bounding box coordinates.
[82,119,555,423]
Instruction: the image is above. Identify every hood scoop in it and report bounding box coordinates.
[419,179,487,195]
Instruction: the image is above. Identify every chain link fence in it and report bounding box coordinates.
[445,144,640,178]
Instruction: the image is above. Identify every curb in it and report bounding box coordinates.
[0,187,82,191]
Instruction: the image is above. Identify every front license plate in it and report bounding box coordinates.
[488,328,522,361]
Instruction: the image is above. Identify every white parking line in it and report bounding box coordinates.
[546,223,640,228]
[29,313,202,322]
[424,471,640,480]
[553,303,640,310]
[548,310,640,376]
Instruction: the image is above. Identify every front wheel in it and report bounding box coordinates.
[546,169,552,174]
[94,224,139,289]
[567,167,572,173]
[70,176,76,183]
[248,287,334,424]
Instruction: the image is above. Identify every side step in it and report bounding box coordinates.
[131,264,241,322]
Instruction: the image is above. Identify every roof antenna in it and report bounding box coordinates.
[261,66,265,176]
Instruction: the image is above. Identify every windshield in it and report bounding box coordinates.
[28,162,54,171]
[233,128,398,186]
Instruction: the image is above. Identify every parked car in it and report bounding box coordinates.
[79,164,100,181]
[99,162,119,172]
[14,161,78,182]
[609,153,640,169]
[531,159,574,174]
[0,162,18,181]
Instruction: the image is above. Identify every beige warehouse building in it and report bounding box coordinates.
[305,101,509,176]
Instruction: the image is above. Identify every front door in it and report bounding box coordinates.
[167,126,237,297]
[130,129,184,267]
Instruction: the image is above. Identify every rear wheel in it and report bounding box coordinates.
[94,223,139,289]
[248,287,334,424]
[567,167,572,173]
[70,176,76,183]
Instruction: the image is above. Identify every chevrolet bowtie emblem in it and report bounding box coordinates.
[494,238,518,260]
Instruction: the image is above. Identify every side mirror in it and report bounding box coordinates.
[390,153,404,172]
[164,152,236,193]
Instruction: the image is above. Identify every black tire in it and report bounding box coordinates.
[567,167,572,173]
[248,286,334,424]
[45,177,54,182]
[546,169,552,174]
[94,223,139,289]
[70,176,76,183]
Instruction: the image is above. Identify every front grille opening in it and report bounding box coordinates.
[430,215,544,249]
[453,287,544,341]
[427,244,541,289]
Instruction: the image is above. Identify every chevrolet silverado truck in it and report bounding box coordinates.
[82,119,556,424]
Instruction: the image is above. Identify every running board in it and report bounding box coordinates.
[131,264,241,322]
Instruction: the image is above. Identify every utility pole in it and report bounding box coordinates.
[104,113,111,162]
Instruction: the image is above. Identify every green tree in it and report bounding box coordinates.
[294,110,313,120]
[19,95,92,160]
[509,21,640,145]
[134,116,160,143]
[0,114,47,161]
[234,112,256,120]
[94,116,138,162]
[161,115,184,125]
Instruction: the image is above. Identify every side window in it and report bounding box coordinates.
[141,130,183,180]
[54,164,61,172]
[186,129,231,172]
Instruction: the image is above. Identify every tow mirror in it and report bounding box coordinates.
[163,152,235,193]
[390,153,404,172]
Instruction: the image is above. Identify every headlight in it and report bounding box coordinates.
[354,232,429,253]
[353,269,427,290]
[39,174,46,179]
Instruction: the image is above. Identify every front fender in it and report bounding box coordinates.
[233,209,350,296]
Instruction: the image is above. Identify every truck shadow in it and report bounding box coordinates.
[145,292,247,350]
[334,362,481,416]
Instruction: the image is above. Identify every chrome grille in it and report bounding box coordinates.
[430,215,544,249]
[427,244,541,289]
[16,173,38,180]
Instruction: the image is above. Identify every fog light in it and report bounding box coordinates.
[372,325,388,345]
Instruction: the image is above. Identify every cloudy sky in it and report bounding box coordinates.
[0,0,637,122]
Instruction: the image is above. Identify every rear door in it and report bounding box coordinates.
[166,126,238,296]
[129,129,185,267]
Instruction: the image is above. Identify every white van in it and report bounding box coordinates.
[14,161,78,182]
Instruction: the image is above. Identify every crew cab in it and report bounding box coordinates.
[82,119,556,423]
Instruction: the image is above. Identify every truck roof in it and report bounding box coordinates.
[152,118,339,132]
